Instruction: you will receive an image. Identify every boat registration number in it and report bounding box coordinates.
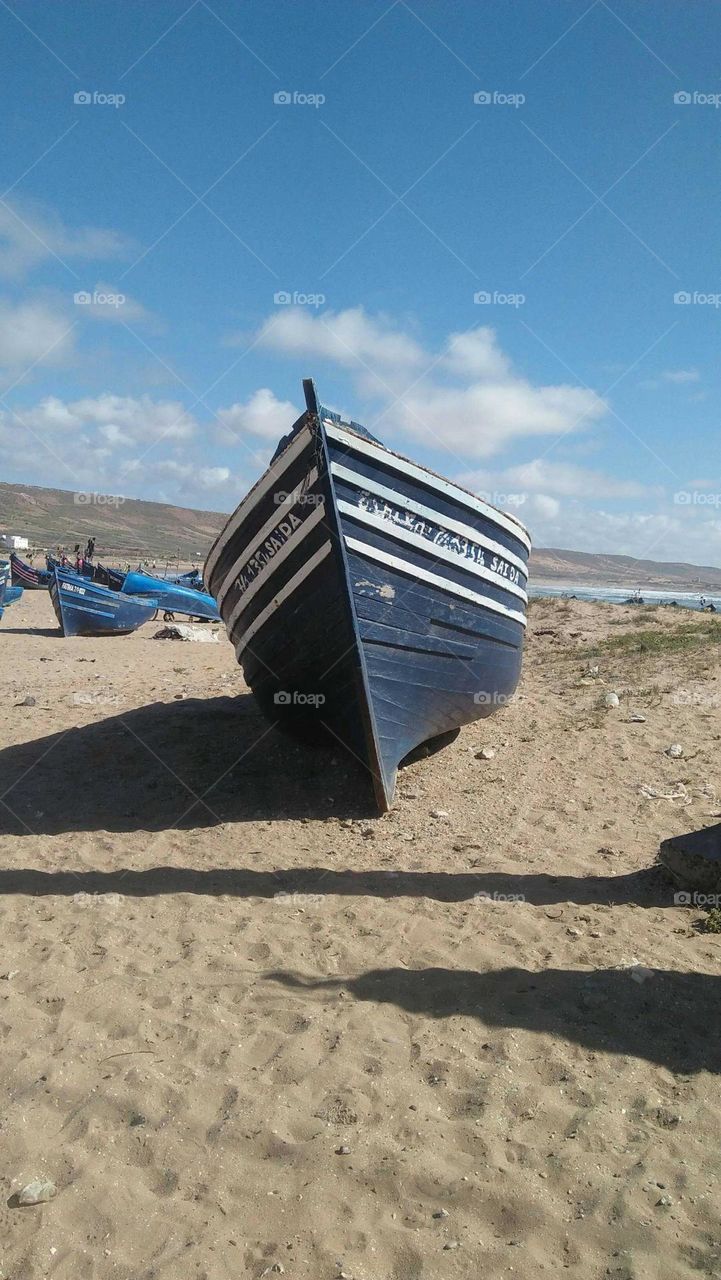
[357,494,522,585]
[61,582,86,595]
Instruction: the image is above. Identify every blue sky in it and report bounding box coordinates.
[0,0,719,564]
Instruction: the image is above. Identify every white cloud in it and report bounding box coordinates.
[442,326,510,381]
[530,494,561,520]
[256,307,606,459]
[216,387,299,443]
[74,282,157,327]
[257,307,424,382]
[67,393,196,442]
[523,501,721,567]
[0,390,252,509]
[0,200,131,279]
[639,368,701,391]
[0,299,74,369]
[662,368,700,384]
[395,380,605,459]
[499,458,646,500]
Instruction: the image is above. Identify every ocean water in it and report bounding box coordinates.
[528,584,721,613]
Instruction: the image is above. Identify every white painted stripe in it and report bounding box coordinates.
[236,541,333,657]
[332,463,528,577]
[217,467,321,607]
[344,536,527,627]
[226,502,327,633]
[205,427,313,582]
[337,500,528,603]
[325,423,531,552]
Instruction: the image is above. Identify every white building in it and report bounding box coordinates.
[0,534,30,550]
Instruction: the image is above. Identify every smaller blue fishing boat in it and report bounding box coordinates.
[50,566,159,637]
[50,560,218,619]
[10,553,51,589]
[0,563,23,621]
[120,569,219,620]
[163,567,203,587]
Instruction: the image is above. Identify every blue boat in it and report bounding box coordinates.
[10,553,51,589]
[0,563,23,621]
[50,559,219,620]
[163,567,203,587]
[120,570,219,621]
[50,566,160,637]
[205,379,531,811]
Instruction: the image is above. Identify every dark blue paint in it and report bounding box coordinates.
[206,380,530,812]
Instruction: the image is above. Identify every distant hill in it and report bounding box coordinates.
[1,480,720,587]
[531,546,721,591]
[0,480,226,562]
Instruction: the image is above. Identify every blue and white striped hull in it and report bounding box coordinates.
[10,553,51,590]
[50,567,160,637]
[205,380,530,811]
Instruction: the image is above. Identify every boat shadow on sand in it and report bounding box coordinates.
[267,965,721,1074]
[0,862,686,910]
[0,694,385,832]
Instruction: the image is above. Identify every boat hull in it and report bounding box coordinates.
[50,568,159,637]
[10,554,51,589]
[205,381,530,810]
[121,570,219,620]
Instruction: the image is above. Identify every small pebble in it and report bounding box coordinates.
[336,1145,351,1155]
[666,743,683,758]
[16,695,36,707]
[475,747,496,760]
[430,809,449,819]
[628,712,646,723]
[443,1240,461,1250]
[433,1209,450,1218]
[17,1179,56,1206]
[600,692,620,708]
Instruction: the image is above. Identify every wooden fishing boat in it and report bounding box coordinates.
[10,553,51,589]
[0,563,21,620]
[120,569,219,620]
[51,560,219,620]
[50,566,159,637]
[205,380,531,811]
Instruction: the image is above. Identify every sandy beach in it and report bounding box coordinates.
[0,589,720,1280]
